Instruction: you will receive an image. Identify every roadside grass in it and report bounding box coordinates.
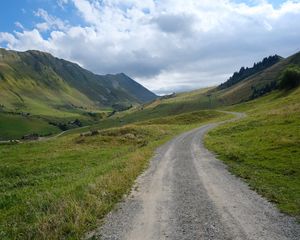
[0,110,228,239]
[205,87,300,220]
[0,113,60,140]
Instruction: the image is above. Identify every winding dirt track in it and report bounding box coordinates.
[90,112,300,240]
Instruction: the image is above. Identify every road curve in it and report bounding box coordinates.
[40,125,90,141]
[89,112,300,240]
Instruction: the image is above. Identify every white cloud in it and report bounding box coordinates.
[57,0,69,9]
[34,8,68,31]
[72,0,102,26]
[0,32,17,48]
[13,29,54,52]
[15,22,25,30]
[1,0,300,94]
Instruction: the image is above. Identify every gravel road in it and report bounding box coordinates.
[89,112,300,240]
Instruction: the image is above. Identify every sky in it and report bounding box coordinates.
[0,0,300,94]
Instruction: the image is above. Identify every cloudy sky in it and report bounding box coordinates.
[0,0,300,94]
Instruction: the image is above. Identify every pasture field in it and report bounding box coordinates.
[0,110,229,239]
[205,88,300,220]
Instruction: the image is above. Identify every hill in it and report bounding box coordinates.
[218,51,300,104]
[61,49,299,137]
[119,51,300,119]
[0,48,157,117]
[218,55,282,90]
[205,86,300,220]
[0,50,299,239]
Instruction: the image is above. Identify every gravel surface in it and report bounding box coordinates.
[87,112,300,240]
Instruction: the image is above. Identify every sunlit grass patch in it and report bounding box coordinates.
[205,88,300,220]
[0,110,228,239]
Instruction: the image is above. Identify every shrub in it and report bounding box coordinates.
[279,66,300,90]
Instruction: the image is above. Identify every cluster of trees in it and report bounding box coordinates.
[48,119,83,131]
[160,93,176,100]
[250,81,277,100]
[219,55,282,90]
[279,66,300,90]
[112,103,133,112]
[250,65,300,99]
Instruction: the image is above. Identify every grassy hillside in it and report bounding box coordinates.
[0,50,96,114]
[57,51,300,136]
[127,51,300,114]
[111,88,221,123]
[0,113,60,140]
[218,51,300,104]
[0,110,229,239]
[0,48,158,140]
[218,55,282,90]
[0,48,157,117]
[205,87,300,220]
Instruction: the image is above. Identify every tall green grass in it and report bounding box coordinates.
[205,87,300,219]
[0,110,228,239]
[0,113,59,140]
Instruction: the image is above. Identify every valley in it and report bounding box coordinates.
[0,49,299,239]
[0,48,157,140]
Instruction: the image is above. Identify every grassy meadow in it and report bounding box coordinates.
[0,110,229,239]
[0,109,111,141]
[0,113,60,140]
[205,87,300,219]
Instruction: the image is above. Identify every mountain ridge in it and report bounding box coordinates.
[218,51,300,104]
[218,55,283,90]
[0,48,157,115]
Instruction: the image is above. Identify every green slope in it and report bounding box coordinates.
[121,51,300,118]
[0,113,60,140]
[48,51,300,140]
[0,48,157,139]
[0,110,228,239]
[218,51,300,104]
[0,48,157,116]
[218,55,282,90]
[205,87,300,219]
